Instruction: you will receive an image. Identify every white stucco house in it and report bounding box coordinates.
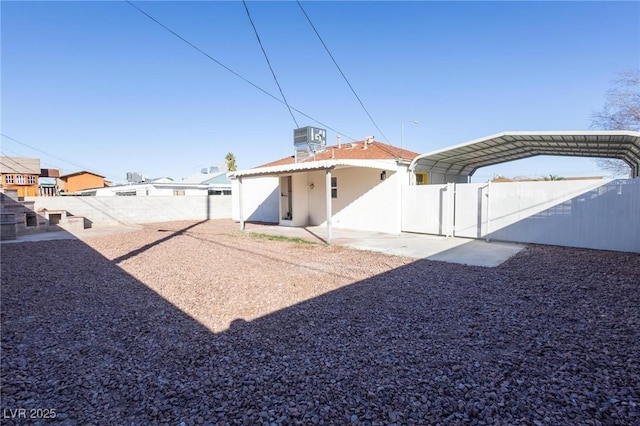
[230,138,421,235]
[231,130,639,252]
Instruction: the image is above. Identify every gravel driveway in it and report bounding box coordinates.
[1,219,639,425]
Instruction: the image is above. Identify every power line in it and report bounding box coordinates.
[123,0,356,141]
[0,152,37,174]
[242,0,299,128]
[1,145,110,177]
[1,134,121,182]
[1,147,69,172]
[296,0,390,144]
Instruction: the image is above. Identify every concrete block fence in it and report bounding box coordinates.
[26,195,232,227]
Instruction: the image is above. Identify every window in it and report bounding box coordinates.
[173,190,185,196]
[5,175,14,184]
[416,173,428,185]
[28,175,37,184]
[16,175,25,184]
[331,177,338,199]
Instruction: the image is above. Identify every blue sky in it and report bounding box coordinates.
[2,1,638,183]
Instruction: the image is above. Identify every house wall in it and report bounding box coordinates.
[231,162,407,233]
[63,174,106,193]
[290,173,310,226]
[307,170,326,226]
[309,166,404,234]
[231,176,279,223]
[26,195,232,227]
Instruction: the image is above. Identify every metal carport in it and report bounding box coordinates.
[409,131,640,180]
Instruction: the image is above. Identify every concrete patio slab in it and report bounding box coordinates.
[244,224,525,267]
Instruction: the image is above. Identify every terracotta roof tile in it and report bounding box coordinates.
[256,141,420,168]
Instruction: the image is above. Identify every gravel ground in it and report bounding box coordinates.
[1,219,639,425]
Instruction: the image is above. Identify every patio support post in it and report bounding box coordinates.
[325,168,332,244]
[238,176,245,231]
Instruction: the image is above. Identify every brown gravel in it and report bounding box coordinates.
[1,219,639,425]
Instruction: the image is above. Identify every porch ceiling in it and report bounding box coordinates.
[410,131,640,177]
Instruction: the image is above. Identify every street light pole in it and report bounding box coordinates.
[401,120,419,148]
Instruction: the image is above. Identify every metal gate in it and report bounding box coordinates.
[401,183,455,236]
[400,179,639,253]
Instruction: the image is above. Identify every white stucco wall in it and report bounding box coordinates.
[307,170,327,226]
[320,166,405,234]
[290,173,310,226]
[232,162,407,233]
[231,176,279,223]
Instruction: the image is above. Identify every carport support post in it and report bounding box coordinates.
[238,176,245,231]
[325,168,332,244]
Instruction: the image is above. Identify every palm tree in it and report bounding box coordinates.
[225,152,237,172]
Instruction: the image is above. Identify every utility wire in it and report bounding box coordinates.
[242,0,299,128]
[1,147,72,173]
[124,0,356,141]
[0,151,37,174]
[1,134,121,182]
[296,0,390,144]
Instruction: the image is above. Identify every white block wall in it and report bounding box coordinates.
[26,195,231,227]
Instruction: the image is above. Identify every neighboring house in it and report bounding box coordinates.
[231,138,421,234]
[78,171,232,196]
[59,171,110,194]
[39,168,63,196]
[0,156,41,197]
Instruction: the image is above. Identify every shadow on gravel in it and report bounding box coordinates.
[112,220,208,264]
[1,233,639,424]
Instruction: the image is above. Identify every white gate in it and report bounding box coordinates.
[400,178,639,253]
[401,183,455,236]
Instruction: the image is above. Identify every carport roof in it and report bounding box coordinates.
[409,131,640,177]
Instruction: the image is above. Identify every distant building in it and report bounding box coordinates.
[0,156,41,197]
[59,171,110,194]
[75,171,231,196]
[39,168,63,196]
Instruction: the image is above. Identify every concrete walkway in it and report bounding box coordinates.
[244,224,525,267]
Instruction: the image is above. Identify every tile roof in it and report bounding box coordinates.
[256,140,421,168]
